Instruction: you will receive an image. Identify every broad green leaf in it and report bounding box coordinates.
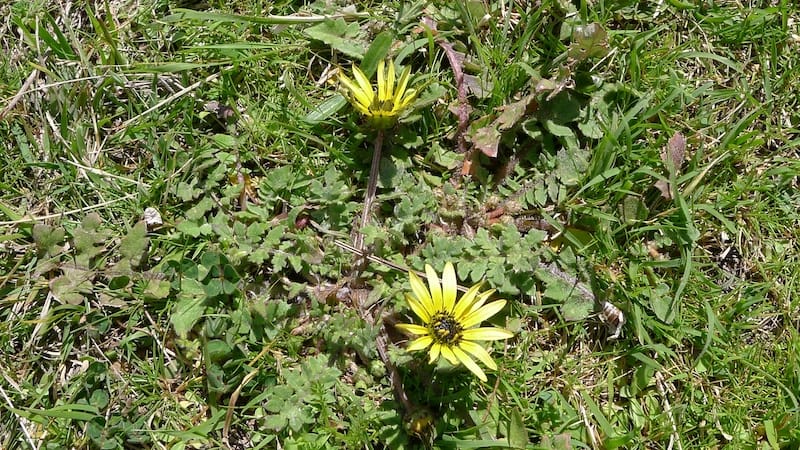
[554,147,588,185]
[303,19,365,59]
[561,295,593,321]
[543,119,574,138]
[211,133,237,149]
[204,339,232,363]
[361,31,393,77]
[649,283,674,323]
[569,23,609,61]
[176,220,202,238]
[144,279,171,299]
[73,213,108,268]
[507,408,529,449]
[171,286,206,338]
[470,121,502,158]
[305,94,347,123]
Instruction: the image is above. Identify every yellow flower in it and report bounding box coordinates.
[338,59,418,129]
[396,262,514,382]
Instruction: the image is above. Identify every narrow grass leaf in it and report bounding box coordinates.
[677,51,742,73]
[16,404,99,422]
[164,9,362,25]
[580,390,616,439]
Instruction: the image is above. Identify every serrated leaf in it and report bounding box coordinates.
[32,224,65,256]
[176,180,200,201]
[263,414,287,431]
[185,197,214,221]
[119,221,148,269]
[496,94,538,131]
[176,220,202,238]
[50,267,93,305]
[578,114,604,139]
[73,213,108,267]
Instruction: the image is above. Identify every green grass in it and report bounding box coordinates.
[1,0,799,449]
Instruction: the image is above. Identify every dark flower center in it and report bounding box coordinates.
[371,98,395,113]
[429,312,463,345]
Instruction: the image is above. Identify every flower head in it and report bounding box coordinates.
[337,59,418,130]
[396,262,514,382]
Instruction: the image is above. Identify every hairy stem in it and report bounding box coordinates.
[355,129,384,251]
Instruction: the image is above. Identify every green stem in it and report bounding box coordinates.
[355,130,384,251]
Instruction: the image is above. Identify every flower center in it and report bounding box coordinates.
[370,97,395,114]
[429,312,463,346]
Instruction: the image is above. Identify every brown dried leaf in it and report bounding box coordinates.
[655,180,672,200]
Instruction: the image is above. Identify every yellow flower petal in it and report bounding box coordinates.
[428,343,441,363]
[439,345,459,365]
[393,65,412,110]
[462,327,514,341]
[407,335,433,352]
[377,59,387,103]
[338,74,372,112]
[337,61,417,129]
[352,66,374,103]
[425,264,443,313]
[441,262,457,313]
[385,60,396,103]
[409,271,433,309]
[453,282,484,320]
[395,323,429,336]
[461,299,507,329]
[396,88,417,111]
[458,341,498,370]
[460,289,495,320]
[405,294,431,323]
[451,346,487,382]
